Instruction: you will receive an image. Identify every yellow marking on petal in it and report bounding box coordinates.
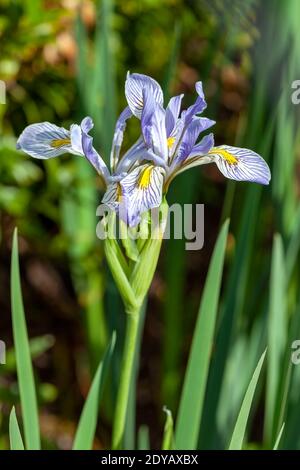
[209,148,238,165]
[116,183,122,202]
[138,165,154,189]
[167,136,176,149]
[51,138,71,148]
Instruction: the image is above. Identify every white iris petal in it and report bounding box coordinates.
[16,122,78,159]
[121,164,165,226]
[209,145,271,185]
[125,72,164,119]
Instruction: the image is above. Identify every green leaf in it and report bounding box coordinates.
[138,426,150,450]
[286,203,300,281]
[75,13,89,104]
[175,219,229,449]
[264,235,287,445]
[94,0,117,158]
[162,407,174,450]
[9,407,24,450]
[273,423,285,450]
[163,22,181,100]
[73,332,116,450]
[11,228,40,450]
[228,350,266,450]
[162,186,191,410]
[199,187,262,449]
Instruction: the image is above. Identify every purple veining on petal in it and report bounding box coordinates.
[125,72,164,118]
[110,106,132,171]
[165,94,184,136]
[81,117,110,181]
[176,117,215,162]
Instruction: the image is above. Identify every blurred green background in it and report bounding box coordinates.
[1,0,300,450]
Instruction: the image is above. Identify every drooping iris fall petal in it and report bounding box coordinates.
[208,145,271,185]
[16,122,77,159]
[121,163,165,226]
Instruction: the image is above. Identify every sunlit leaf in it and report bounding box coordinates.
[11,228,40,450]
[73,332,116,450]
[228,350,266,450]
[9,407,24,451]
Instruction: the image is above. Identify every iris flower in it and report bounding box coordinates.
[120,73,271,225]
[17,72,271,227]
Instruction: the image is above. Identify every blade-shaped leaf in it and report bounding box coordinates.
[11,228,40,450]
[175,219,229,449]
[94,0,116,157]
[228,350,266,450]
[273,423,285,450]
[200,186,262,449]
[73,332,116,450]
[138,426,150,450]
[264,235,287,445]
[162,407,174,450]
[9,407,24,450]
[163,22,181,100]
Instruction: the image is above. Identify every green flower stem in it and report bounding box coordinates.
[112,306,140,449]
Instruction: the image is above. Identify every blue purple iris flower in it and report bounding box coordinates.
[17,72,271,227]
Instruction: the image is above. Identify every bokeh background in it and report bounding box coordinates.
[1,0,300,450]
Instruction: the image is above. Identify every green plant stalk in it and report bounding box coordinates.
[109,201,168,449]
[112,308,140,449]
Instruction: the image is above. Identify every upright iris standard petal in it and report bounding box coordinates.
[209,145,271,185]
[81,116,93,133]
[125,72,164,119]
[188,133,215,158]
[120,163,165,226]
[110,106,132,172]
[70,117,94,155]
[176,117,215,162]
[165,94,184,136]
[140,87,156,148]
[80,118,110,182]
[16,122,79,159]
[141,87,168,162]
[70,125,83,155]
[182,81,207,126]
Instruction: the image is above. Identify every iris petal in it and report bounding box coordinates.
[141,87,168,161]
[81,116,93,133]
[181,81,207,126]
[165,94,184,136]
[110,106,132,171]
[125,72,164,119]
[102,182,122,211]
[188,133,215,158]
[80,117,110,182]
[70,124,84,154]
[120,163,165,226]
[16,122,76,159]
[176,117,215,162]
[116,137,146,174]
[166,134,215,184]
[209,145,271,185]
